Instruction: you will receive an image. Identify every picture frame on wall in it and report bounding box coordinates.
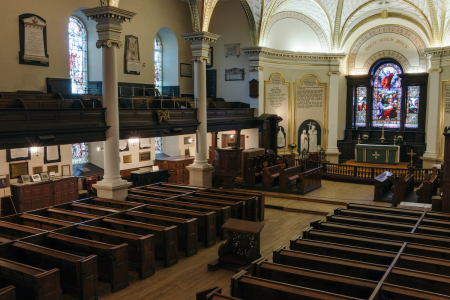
[44,146,61,164]
[62,165,71,176]
[9,162,28,179]
[31,174,41,182]
[139,138,151,149]
[33,166,43,175]
[0,175,11,197]
[123,155,132,164]
[40,172,49,181]
[19,14,50,67]
[225,68,245,81]
[6,148,31,162]
[47,165,59,174]
[180,63,192,78]
[206,47,213,69]
[139,151,151,162]
[21,174,31,183]
[119,140,129,152]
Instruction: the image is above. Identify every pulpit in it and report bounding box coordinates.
[208,218,264,271]
[213,148,244,189]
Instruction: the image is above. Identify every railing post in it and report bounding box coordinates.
[371,168,375,179]
[354,166,357,177]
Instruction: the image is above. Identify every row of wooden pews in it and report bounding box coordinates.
[205,203,450,300]
[0,182,265,300]
[244,153,278,185]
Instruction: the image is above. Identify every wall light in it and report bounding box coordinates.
[128,139,139,146]
[31,147,40,156]
[97,147,104,152]
[189,138,195,143]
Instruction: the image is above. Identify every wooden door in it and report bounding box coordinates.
[240,135,245,149]
[222,134,245,148]
[206,70,217,98]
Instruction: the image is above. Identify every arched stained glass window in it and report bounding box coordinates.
[372,63,402,128]
[69,16,87,94]
[155,137,163,154]
[72,143,89,165]
[405,86,420,129]
[355,87,367,127]
[154,35,163,94]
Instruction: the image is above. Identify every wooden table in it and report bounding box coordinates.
[154,156,194,184]
[130,169,169,187]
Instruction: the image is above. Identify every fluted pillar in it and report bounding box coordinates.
[181,32,220,187]
[326,70,341,163]
[83,4,135,199]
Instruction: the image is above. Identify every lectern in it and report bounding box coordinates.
[213,147,244,189]
[208,218,264,271]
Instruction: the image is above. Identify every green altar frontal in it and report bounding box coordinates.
[355,144,400,164]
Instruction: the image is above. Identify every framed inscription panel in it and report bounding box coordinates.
[10,162,28,179]
[139,138,151,149]
[294,75,328,152]
[225,68,244,81]
[44,146,61,164]
[224,44,240,58]
[119,140,129,152]
[7,148,31,162]
[124,35,140,75]
[19,14,49,66]
[47,165,59,174]
[33,166,43,175]
[264,73,291,145]
[139,151,151,162]
[180,63,192,78]
[123,155,132,164]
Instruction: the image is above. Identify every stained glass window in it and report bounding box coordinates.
[405,86,420,129]
[355,87,367,127]
[154,35,163,95]
[72,143,89,165]
[69,16,87,94]
[372,63,402,128]
[155,137,163,154]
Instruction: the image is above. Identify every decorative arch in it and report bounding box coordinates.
[237,0,258,46]
[186,0,201,32]
[263,11,330,52]
[348,25,427,75]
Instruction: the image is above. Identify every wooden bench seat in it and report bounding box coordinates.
[0,214,74,231]
[131,205,216,248]
[139,186,192,194]
[83,218,178,267]
[0,245,61,300]
[128,188,177,199]
[0,285,15,300]
[347,203,424,217]
[55,225,155,279]
[128,195,230,239]
[22,232,129,293]
[76,198,144,210]
[416,167,439,201]
[27,207,100,223]
[296,166,322,195]
[9,241,97,300]
[195,191,260,222]
[0,221,46,241]
[115,211,198,257]
[262,164,283,187]
[178,196,244,220]
[279,165,303,190]
[391,167,415,204]
[382,283,450,300]
[326,214,415,232]
[374,171,393,201]
[54,203,123,216]
[334,207,419,224]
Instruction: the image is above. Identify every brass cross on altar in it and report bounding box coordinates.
[408,149,416,164]
[372,151,380,160]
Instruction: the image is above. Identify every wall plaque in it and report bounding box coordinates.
[19,14,49,66]
[33,166,43,175]
[124,35,140,74]
[123,155,132,164]
[224,44,240,58]
[180,63,192,78]
[7,148,31,162]
[119,140,129,152]
[225,68,244,81]
[44,146,61,164]
[445,82,450,114]
[139,151,151,162]
[10,162,28,179]
[264,73,291,144]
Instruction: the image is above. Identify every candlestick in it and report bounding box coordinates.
[394,136,396,146]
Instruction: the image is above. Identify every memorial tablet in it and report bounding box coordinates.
[265,73,291,144]
[19,14,49,66]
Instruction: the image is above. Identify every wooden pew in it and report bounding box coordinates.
[128,189,178,199]
[160,183,206,191]
[131,205,216,248]
[326,214,415,232]
[54,203,123,216]
[27,207,100,223]
[0,214,74,231]
[374,171,393,201]
[0,221,46,243]
[296,166,322,195]
[7,241,97,300]
[177,196,244,220]
[0,243,61,300]
[55,225,155,279]
[391,167,415,204]
[231,270,359,300]
[417,168,440,201]
[346,203,424,217]
[381,283,450,300]
[333,207,419,224]
[252,259,377,299]
[196,286,242,300]
[76,197,144,210]
[127,194,230,239]
[139,185,193,194]
[82,218,178,267]
[196,190,260,222]
[113,211,198,257]
[0,286,15,300]
[22,232,129,293]
[244,157,262,185]
[279,165,302,190]
[261,163,284,187]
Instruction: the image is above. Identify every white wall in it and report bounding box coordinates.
[0,145,73,184]
[157,27,179,88]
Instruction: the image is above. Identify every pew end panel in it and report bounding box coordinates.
[0,286,15,300]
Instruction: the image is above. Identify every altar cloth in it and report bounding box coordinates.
[355,144,400,164]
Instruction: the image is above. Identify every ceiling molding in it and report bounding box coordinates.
[333,0,345,51]
[426,0,439,45]
[238,0,259,46]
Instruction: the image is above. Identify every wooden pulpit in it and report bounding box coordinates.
[208,218,264,271]
[213,147,244,190]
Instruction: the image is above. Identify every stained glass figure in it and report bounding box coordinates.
[155,137,163,154]
[372,63,402,128]
[405,86,420,129]
[69,16,87,94]
[72,143,89,165]
[154,35,163,95]
[355,87,367,127]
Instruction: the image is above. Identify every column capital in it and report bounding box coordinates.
[429,67,443,73]
[180,31,221,44]
[249,66,264,72]
[328,71,341,76]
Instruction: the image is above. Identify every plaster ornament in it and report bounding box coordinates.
[99,0,120,7]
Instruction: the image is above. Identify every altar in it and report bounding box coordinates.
[355,144,400,164]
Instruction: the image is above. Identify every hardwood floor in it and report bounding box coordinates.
[99,208,324,299]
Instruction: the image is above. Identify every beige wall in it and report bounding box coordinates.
[0,0,194,94]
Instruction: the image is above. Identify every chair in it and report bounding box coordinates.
[86,179,97,196]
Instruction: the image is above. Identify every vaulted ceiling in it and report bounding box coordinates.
[186,0,450,50]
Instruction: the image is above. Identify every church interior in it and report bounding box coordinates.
[3,0,450,299]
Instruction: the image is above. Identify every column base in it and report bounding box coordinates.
[325,151,341,164]
[93,179,132,201]
[420,156,443,168]
[187,164,214,188]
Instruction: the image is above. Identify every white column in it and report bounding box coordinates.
[83,4,135,199]
[326,71,341,164]
[249,66,264,116]
[422,67,442,167]
[181,32,220,187]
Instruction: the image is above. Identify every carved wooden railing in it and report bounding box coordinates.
[303,161,438,182]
